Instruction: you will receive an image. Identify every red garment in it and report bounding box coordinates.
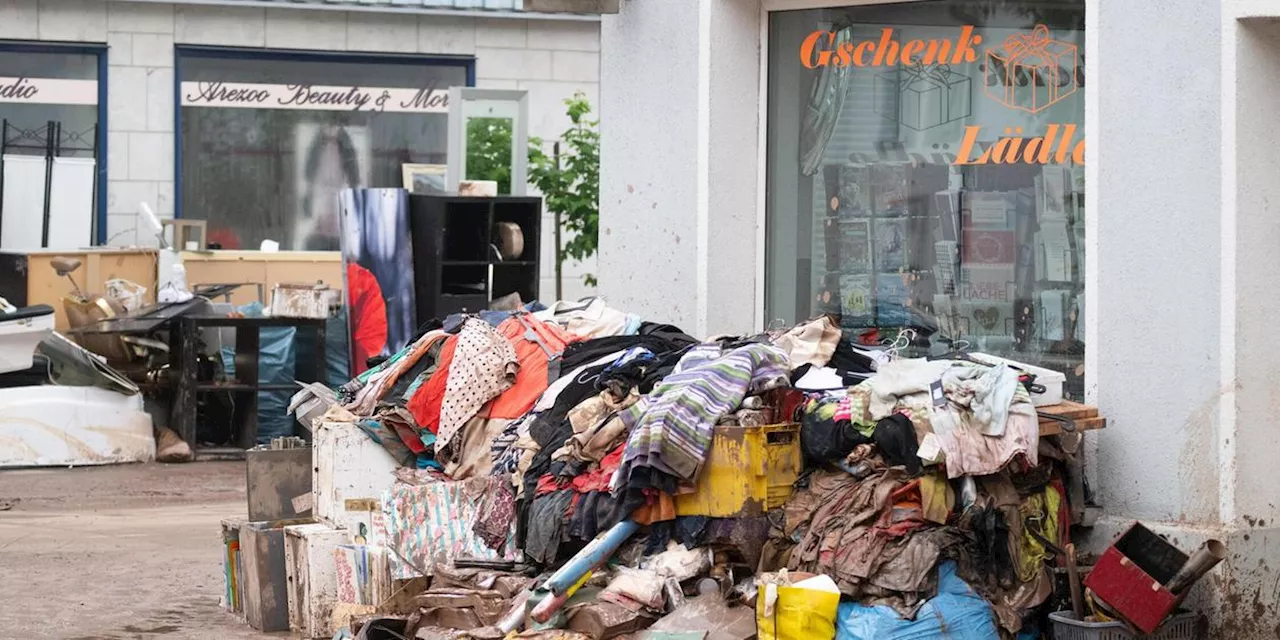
[484,315,578,419]
[346,263,387,376]
[407,334,458,434]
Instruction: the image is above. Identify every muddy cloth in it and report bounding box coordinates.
[444,416,512,480]
[436,319,519,461]
[826,337,879,374]
[616,343,791,486]
[473,477,517,552]
[801,394,873,463]
[786,467,962,615]
[484,314,577,420]
[873,413,922,475]
[770,315,841,370]
[355,417,417,466]
[521,362,614,499]
[524,489,575,564]
[385,337,446,406]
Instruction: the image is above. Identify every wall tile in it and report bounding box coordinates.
[146,67,173,132]
[517,79,599,141]
[476,47,551,81]
[528,19,598,52]
[418,14,476,55]
[39,0,108,42]
[108,66,147,132]
[266,8,348,51]
[347,11,417,53]
[175,5,265,47]
[106,31,131,66]
[108,1,173,35]
[552,50,598,83]
[107,131,129,181]
[107,180,158,216]
[0,0,40,40]
[475,17,527,49]
[132,33,173,67]
[127,132,173,181]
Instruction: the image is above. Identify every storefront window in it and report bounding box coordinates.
[766,1,1085,399]
[177,48,471,251]
[0,46,103,249]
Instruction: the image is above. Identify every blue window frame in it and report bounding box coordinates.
[173,46,474,251]
[0,40,107,245]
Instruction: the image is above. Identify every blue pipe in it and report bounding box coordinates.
[542,519,640,595]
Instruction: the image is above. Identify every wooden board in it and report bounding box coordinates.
[8,248,159,331]
[181,250,343,307]
[1039,400,1106,436]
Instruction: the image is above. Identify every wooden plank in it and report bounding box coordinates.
[1040,416,1106,437]
[21,249,158,331]
[182,251,342,307]
[1037,400,1097,420]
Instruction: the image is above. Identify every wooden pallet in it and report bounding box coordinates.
[1038,400,1106,437]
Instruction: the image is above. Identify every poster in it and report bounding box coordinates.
[294,123,372,251]
[339,188,416,370]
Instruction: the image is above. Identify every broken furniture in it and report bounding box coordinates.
[0,247,158,331]
[247,437,313,522]
[170,314,326,457]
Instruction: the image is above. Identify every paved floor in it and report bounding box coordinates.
[0,462,281,640]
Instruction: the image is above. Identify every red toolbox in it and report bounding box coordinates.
[1083,522,1189,634]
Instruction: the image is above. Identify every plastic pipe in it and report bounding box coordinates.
[542,519,640,595]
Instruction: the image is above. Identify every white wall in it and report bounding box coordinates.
[0,0,598,302]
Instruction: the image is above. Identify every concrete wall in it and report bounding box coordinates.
[0,0,598,301]
[598,0,759,335]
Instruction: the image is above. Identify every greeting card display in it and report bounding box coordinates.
[871,164,908,214]
[876,274,911,326]
[875,218,906,271]
[840,274,874,327]
[838,165,873,215]
[984,25,1079,114]
[874,63,972,131]
[839,219,872,272]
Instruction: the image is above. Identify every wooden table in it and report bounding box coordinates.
[1038,400,1106,436]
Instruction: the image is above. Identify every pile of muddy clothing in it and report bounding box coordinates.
[326,309,1092,640]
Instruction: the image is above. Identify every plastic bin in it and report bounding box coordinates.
[675,422,801,518]
[1048,611,1204,640]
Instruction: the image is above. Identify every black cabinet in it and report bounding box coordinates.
[408,195,541,322]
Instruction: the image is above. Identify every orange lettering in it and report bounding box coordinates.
[854,41,875,66]
[922,39,952,66]
[800,31,833,69]
[872,28,900,66]
[1022,125,1059,163]
[901,40,925,65]
[952,26,983,64]
[1055,125,1077,163]
[993,129,1023,164]
[954,126,989,165]
[836,42,854,67]
[1071,138,1086,164]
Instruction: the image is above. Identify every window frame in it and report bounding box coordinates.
[172,45,477,222]
[0,40,108,245]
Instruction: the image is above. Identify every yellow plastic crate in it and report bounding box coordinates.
[675,423,802,518]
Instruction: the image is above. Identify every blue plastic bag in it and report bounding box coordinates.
[835,562,1000,640]
[220,302,297,444]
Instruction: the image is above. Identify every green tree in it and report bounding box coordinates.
[529,92,600,292]
[464,93,600,293]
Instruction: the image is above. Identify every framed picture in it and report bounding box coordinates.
[401,163,447,195]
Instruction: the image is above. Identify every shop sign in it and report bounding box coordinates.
[0,77,97,106]
[799,24,1086,165]
[180,81,449,113]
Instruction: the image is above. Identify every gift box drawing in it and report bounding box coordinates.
[984,24,1079,114]
[874,63,972,131]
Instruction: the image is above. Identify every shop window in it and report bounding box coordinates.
[176,48,472,251]
[766,0,1086,399]
[0,45,104,249]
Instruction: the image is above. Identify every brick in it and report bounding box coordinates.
[476,47,551,81]
[418,14,476,55]
[39,0,108,42]
[475,17,527,49]
[0,0,39,39]
[266,9,347,51]
[175,5,265,47]
[127,132,173,182]
[528,19,598,52]
[347,12,416,53]
[156,181,174,216]
[107,132,129,181]
[108,2,173,35]
[132,33,173,67]
[552,50,598,82]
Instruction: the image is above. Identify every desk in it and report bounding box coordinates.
[170,315,326,457]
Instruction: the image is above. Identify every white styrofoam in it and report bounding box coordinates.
[970,352,1067,407]
[284,523,348,640]
[0,385,154,467]
[312,422,400,533]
